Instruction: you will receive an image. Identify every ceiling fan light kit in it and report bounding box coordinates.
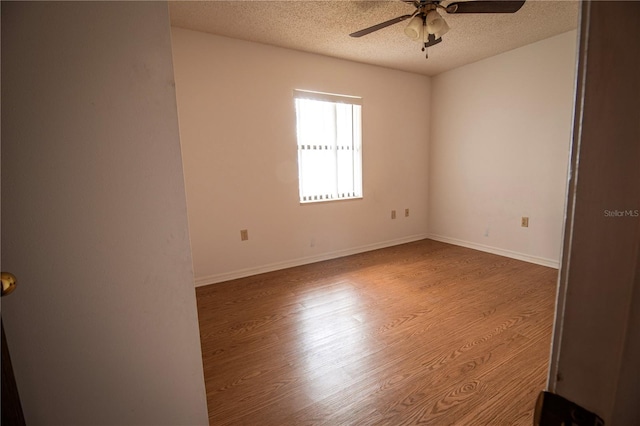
[404,15,424,40]
[426,10,450,39]
[349,0,526,59]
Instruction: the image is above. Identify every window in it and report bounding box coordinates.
[294,90,362,203]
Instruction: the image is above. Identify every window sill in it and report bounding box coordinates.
[299,196,363,205]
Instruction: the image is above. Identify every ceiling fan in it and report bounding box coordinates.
[350,0,526,58]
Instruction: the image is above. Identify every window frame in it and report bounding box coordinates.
[293,89,363,204]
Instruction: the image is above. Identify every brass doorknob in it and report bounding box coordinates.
[1,272,17,297]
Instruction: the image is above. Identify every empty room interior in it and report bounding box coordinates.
[169,1,577,424]
[3,1,639,425]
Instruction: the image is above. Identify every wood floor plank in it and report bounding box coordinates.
[196,239,557,425]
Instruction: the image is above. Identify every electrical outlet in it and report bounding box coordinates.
[391,210,396,219]
[405,208,410,217]
[240,229,249,241]
[521,217,529,228]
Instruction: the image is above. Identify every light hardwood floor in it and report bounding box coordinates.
[196,239,557,425]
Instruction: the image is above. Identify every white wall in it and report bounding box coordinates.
[428,31,578,267]
[1,3,208,424]
[171,28,431,285]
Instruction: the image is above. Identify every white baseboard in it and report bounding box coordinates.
[427,233,560,269]
[194,233,430,287]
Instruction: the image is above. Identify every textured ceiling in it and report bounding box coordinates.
[169,0,579,76]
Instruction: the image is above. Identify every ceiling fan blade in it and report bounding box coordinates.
[424,34,443,48]
[349,14,413,38]
[446,1,525,14]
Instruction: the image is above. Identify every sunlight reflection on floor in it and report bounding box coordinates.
[296,281,371,401]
